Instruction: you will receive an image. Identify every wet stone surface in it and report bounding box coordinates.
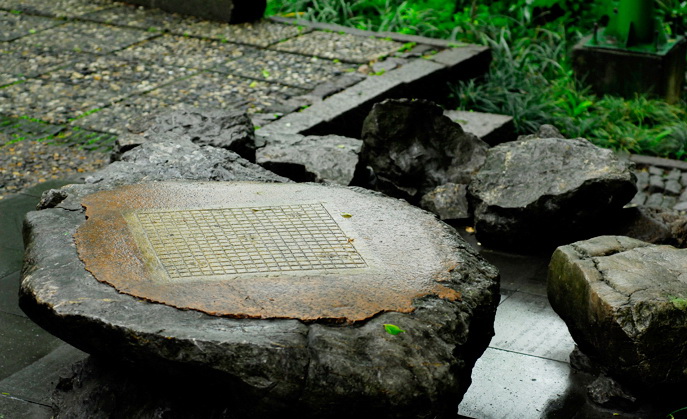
[74,73,306,134]
[273,30,405,63]
[176,19,309,47]
[0,10,63,41]
[0,0,114,18]
[22,180,499,418]
[213,49,356,89]
[15,21,156,55]
[115,34,250,69]
[79,4,202,32]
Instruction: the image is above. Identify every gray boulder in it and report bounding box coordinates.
[256,133,361,185]
[23,175,499,417]
[468,137,637,251]
[420,183,470,221]
[86,135,286,191]
[357,99,488,204]
[548,235,687,391]
[119,107,256,161]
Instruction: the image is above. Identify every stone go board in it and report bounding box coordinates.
[75,182,462,322]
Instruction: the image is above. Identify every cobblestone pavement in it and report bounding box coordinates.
[0,0,473,199]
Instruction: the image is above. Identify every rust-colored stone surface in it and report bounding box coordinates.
[75,182,462,322]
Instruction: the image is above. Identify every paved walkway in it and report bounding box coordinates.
[0,1,682,418]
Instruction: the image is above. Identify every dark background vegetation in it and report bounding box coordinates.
[267,0,687,160]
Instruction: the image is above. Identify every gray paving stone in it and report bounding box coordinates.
[630,191,647,206]
[0,343,86,405]
[0,312,64,380]
[213,48,356,89]
[666,168,683,180]
[0,0,113,18]
[635,170,650,190]
[648,174,665,193]
[0,395,53,419]
[665,179,683,196]
[0,43,79,82]
[43,54,197,87]
[646,192,665,207]
[0,79,130,123]
[79,4,201,32]
[75,72,305,133]
[0,269,22,316]
[15,21,156,55]
[663,195,678,209]
[174,18,309,47]
[444,109,515,145]
[458,348,574,419]
[479,250,549,297]
[649,166,664,176]
[490,292,575,363]
[115,33,250,69]
[0,10,62,41]
[272,30,404,63]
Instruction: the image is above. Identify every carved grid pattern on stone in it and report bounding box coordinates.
[133,204,366,279]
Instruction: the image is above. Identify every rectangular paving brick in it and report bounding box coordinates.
[74,72,306,133]
[0,0,114,18]
[42,54,198,90]
[0,10,63,41]
[272,30,405,64]
[174,19,309,47]
[15,21,156,54]
[212,48,356,89]
[0,79,129,123]
[115,34,251,70]
[80,4,201,32]
[1,42,79,84]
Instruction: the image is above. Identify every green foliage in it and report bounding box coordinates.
[383,324,405,335]
[266,0,687,160]
[669,296,687,311]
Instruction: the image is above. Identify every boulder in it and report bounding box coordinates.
[468,137,637,251]
[256,133,361,185]
[357,99,488,204]
[118,107,256,162]
[85,134,286,191]
[548,235,687,391]
[22,142,500,418]
[420,183,470,221]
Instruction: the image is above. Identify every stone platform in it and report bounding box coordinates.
[19,180,499,418]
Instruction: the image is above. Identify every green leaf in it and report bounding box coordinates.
[340,213,352,218]
[383,324,405,335]
[261,69,271,78]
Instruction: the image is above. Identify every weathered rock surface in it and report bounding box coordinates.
[420,183,470,221]
[87,135,286,190]
[357,99,488,204]
[256,133,361,185]
[118,0,266,23]
[469,137,637,251]
[548,235,687,391]
[116,107,256,161]
[608,206,687,248]
[21,145,499,418]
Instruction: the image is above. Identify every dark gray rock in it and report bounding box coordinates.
[517,124,565,141]
[468,137,637,251]
[357,99,488,204]
[645,192,664,207]
[548,236,687,391]
[635,171,649,190]
[21,181,500,418]
[419,183,470,221]
[88,135,287,189]
[122,107,256,161]
[117,0,266,23]
[587,375,638,410]
[648,175,666,193]
[255,133,361,185]
[609,206,687,248]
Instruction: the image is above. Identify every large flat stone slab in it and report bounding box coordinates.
[20,180,499,418]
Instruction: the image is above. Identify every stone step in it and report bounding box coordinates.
[444,109,515,146]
